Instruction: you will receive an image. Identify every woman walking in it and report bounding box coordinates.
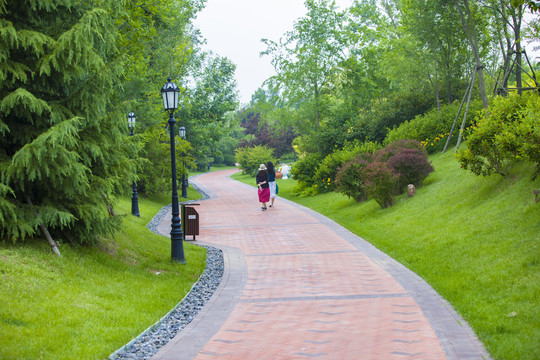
[256,164,270,211]
[266,161,277,208]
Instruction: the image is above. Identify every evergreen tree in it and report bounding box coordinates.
[0,0,131,248]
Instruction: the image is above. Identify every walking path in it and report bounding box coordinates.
[152,169,490,360]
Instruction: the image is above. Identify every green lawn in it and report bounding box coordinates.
[0,189,206,360]
[233,150,540,360]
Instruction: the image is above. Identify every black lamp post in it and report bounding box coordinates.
[178,126,188,198]
[161,78,185,264]
[128,112,140,217]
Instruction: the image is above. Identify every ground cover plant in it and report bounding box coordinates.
[231,149,540,360]
[0,189,206,360]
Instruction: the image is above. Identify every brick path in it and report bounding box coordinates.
[152,169,490,360]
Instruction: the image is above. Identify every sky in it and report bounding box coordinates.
[193,0,353,105]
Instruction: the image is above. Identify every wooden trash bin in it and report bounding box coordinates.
[181,203,200,241]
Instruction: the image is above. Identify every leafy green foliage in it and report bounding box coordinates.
[235,145,276,177]
[384,100,483,153]
[0,0,131,244]
[136,127,169,195]
[261,0,347,130]
[456,93,540,179]
[304,139,433,208]
[313,148,358,193]
[177,54,239,171]
[510,0,540,12]
[313,142,381,193]
[289,152,325,190]
[364,90,436,143]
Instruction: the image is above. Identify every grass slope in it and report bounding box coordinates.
[233,150,539,360]
[0,188,206,360]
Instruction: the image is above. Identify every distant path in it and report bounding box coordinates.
[153,169,490,360]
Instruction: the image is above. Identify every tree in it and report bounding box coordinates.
[454,0,490,108]
[510,0,540,12]
[261,0,347,130]
[177,53,239,170]
[400,0,471,106]
[0,0,130,249]
[486,0,533,95]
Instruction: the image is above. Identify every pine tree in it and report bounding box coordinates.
[0,0,132,248]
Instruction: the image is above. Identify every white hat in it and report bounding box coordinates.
[259,164,267,171]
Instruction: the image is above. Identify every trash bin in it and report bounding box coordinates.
[181,203,199,241]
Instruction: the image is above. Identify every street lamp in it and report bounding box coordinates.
[178,126,188,198]
[127,112,140,217]
[161,78,185,264]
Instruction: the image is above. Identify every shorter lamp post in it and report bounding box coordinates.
[161,78,185,264]
[128,112,140,217]
[178,126,188,198]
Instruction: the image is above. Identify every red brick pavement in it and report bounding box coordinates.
[152,169,490,360]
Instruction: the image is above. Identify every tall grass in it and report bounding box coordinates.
[0,190,206,360]
[233,150,540,360]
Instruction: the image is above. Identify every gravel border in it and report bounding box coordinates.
[110,181,222,360]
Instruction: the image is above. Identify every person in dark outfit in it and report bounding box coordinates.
[256,164,270,211]
[266,161,277,207]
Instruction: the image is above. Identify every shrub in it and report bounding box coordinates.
[387,149,434,192]
[374,139,427,162]
[314,147,359,193]
[335,153,372,201]
[138,127,176,195]
[235,145,276,176]
[365,89,436,143]
[290,153,324,189]
[384,100,483,153]
[363,161,399,208]
[223,154,236,166]
[456,93,540,178]
[213,154,224,165]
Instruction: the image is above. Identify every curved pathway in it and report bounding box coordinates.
[153,169,490,360]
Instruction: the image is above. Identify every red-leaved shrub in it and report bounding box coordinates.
[363,161,399,208]
[374,139,427,162]
[335,153,372,202]
[387,149,434,192]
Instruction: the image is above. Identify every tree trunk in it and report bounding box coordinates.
[456,0,489,109]
[25,195,62,257]
[443,68,474,153]
[102,193,116,216]
[512,5,523,95]
[435,64,441,115]
[314,80,320,129]
[455,71,476,152]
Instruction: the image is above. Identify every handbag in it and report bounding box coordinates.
[276,182,279,195]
